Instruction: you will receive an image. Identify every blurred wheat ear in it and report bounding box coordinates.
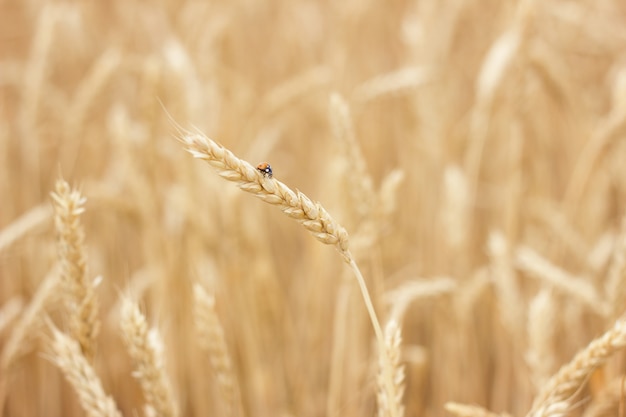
[51,178,100,362]
[47,321,122,417]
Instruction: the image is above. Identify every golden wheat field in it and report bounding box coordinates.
[2,1,626,416]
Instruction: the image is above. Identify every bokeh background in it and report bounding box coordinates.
[2,0,626,416]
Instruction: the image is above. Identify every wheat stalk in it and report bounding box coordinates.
[47,322,123,417]
[120,297,178,417]
[51,178,100,361]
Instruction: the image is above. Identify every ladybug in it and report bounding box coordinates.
[256,162,273,178]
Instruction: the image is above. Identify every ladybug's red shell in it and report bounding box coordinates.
[256,162,273,178]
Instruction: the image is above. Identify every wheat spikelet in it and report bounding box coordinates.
[120,297,178,417]
[377,320,405,417]
[47,322,122,417]
[51,178,100,361]
[528,317,626,417]
[192,284,242,417]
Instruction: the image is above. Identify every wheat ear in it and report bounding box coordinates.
[193,284,242,417]
[47,322,122,417]
[179,131,349,257]
[527,316,626,417]
[120,297,178,417]
[51,178,100,361]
